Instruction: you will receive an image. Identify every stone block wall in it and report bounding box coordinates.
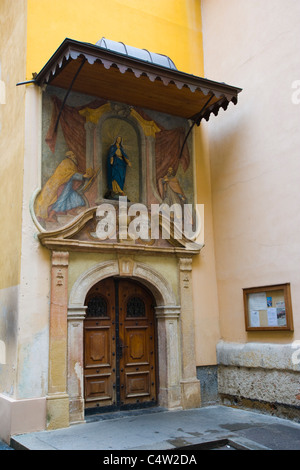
[217,341,300,421]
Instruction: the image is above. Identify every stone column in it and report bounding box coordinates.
[85,121,95,170]
[47,251,70,430]
[67,306,87,425]
[156,306,181,410]
[178,257,201,408]
[95,125,103,203]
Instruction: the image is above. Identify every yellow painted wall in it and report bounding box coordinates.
[68,252,179,304]
[26,0,204,79]
[0,0,27,290]
[25,0,218,366]
[0,0,27,404]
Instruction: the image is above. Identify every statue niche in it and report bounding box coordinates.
[98,116,141,203]
[104,135,132,200]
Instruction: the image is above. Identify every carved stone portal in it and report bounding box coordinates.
[47,255,200,429]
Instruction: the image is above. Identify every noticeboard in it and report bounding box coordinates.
[243,283,293,331]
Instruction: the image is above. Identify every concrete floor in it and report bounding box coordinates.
[7,405,300,451]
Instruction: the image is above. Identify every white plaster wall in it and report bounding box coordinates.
[201,0,300,342]
[16,85,50,399]
[0,285,18,396]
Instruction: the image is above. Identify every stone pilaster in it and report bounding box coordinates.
[155,306,181,410]
[67,307,87,425]
[84,121,95,170]
[47,251,70,430]
[178,257,201,408]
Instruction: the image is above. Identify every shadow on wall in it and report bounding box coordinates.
[0,340,5,364]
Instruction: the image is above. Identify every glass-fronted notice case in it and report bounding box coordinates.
[243,283,293,331]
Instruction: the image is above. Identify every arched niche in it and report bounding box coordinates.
[85,105,148,205]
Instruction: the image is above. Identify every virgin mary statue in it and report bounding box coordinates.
[106,136,131,199]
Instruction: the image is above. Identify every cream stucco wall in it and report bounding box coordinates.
[68,252,180,305]
[17,85,51,400]
[201,0,300,343]
[192,127,220,365]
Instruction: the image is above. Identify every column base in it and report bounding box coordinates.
[180,378,201,409]
[159,386,182,410]
[46,393,70,430]
[69,397,85,425]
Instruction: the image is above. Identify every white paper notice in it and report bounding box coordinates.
[248,292,267,311]
[267,307,278,327]
[250,310,260,327]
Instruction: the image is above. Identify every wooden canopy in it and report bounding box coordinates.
[34,38,242,123]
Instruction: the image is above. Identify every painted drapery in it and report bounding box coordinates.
[45,96,107,172]
[45,98,190,189]
[133,107,190,195]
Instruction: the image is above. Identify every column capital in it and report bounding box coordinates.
[51,251,69,267]
[84,120,96,130]
[67,306,87,322]
[178,257,193,272]
[155,305,181,320]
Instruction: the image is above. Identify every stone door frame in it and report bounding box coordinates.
[67,258,183,425]
[47,253,200,429]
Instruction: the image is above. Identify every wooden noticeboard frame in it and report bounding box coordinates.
[243,283,293,331]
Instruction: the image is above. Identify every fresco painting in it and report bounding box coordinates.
[34,87,194,233]
[35,150,95,223]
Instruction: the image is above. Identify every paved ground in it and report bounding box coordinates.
[0,440,13,450]
[4,405,300,451]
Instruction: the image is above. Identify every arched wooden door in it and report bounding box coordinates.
[84,277,157,413]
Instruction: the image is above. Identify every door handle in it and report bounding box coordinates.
[118,341,128,358]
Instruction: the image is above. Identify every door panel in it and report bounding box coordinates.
[84,278,157,412]
[85,373,113,402]
[85,327,111,365]
[118,279,156,408]
[125,371,150,398]
[124,326,149,364]
[84,278,116,409]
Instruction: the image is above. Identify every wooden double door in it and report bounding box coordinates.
[84,278,157,413]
